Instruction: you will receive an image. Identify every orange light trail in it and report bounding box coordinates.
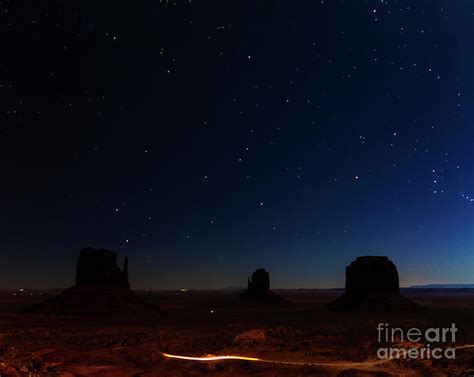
[162,344,474,366]
[162,353,260,362]
[161,352,387,366]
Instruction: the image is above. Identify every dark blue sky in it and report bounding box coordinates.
[1,0,473,289]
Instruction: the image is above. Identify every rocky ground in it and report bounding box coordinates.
[0,289,473,376]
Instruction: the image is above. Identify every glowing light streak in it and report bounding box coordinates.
[162,344,474,366]
[162,352,387,366]
[162,353,260,362]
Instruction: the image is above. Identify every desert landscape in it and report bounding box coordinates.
[0,289,473,376]
[0,249,472,377]
[2,1,474,376]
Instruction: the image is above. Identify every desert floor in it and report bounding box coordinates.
[0,289,473,376]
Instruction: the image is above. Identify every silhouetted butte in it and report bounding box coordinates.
[240,268,286,304]
[33,248,154,316]
[75,247,129,288]
[330,256,418,311]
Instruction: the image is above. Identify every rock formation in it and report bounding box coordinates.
[33,248,155,316]
[330,256,418,311]
[242,268,270,297]
[345,256,399,298]
[240,268,286,303]
[75,247,129,288]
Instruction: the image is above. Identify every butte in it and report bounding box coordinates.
[329,256,419,311]
[32,247,156,317]
[240,268,287,304]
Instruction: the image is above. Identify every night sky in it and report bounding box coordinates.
[1,0,473,290]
